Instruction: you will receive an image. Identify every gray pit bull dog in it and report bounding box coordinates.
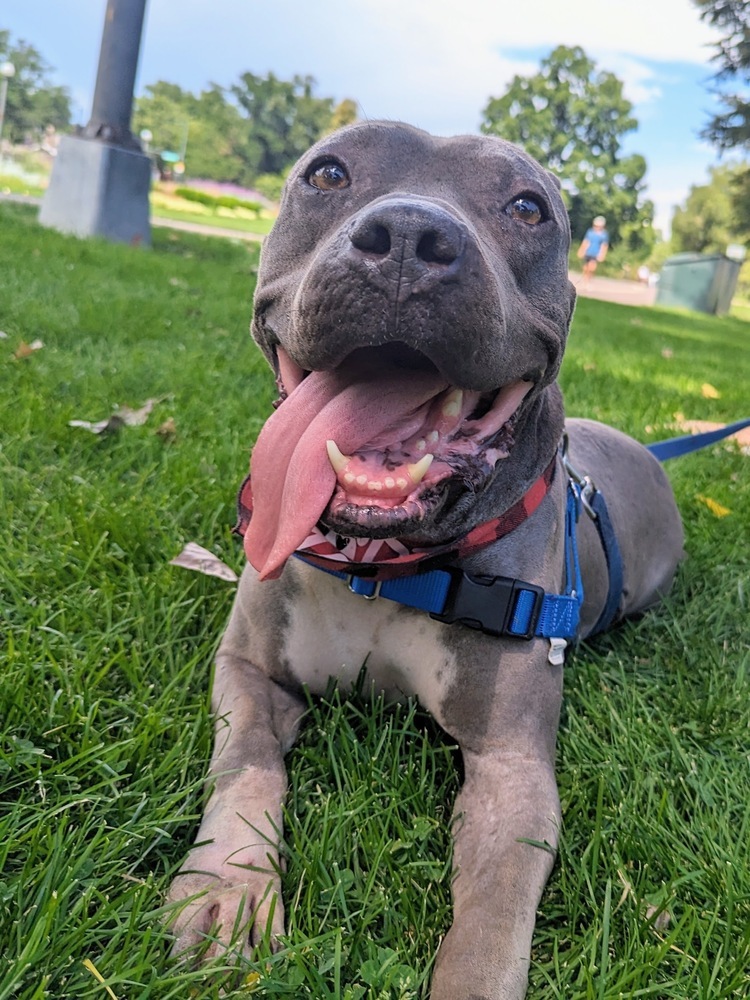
[168,121,684,998]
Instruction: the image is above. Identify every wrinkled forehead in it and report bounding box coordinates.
[289,121,566,219]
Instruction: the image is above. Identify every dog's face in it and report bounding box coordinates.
[245,121,576,580]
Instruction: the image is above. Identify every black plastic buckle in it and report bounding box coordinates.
[429,569,544,639]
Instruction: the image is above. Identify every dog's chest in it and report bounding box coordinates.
[281,567,458,715]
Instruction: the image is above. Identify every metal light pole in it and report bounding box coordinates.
[84,0,147,148]
[0,62,16,158]
[40,0,152,246]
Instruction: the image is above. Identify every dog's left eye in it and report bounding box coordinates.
[506,197,544,225]
[307,160,350,191]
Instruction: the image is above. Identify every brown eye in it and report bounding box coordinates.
[307,160,350,190]
[507,196,544,225]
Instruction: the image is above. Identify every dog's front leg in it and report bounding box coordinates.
[168,652,305,960]
[429,634,563,1000]
[431,750,560,999]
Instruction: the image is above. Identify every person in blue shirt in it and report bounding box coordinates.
[577,215,609,287]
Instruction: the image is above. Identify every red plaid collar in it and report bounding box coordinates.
[235,458,556,581]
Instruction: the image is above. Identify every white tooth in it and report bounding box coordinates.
[442,389,464,418]
[356,474,368,486]
[416,439,426,452]
[384,477,395,488]
[344,473,356,484]
[427,430,440,444]
[408,453,434,484]
[326,439,351,475]
[397,477,408,489]
[368,481,383,491]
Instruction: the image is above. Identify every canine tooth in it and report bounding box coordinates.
[326,439,352,474]
[441,389,464,418]
[407,453,434,484]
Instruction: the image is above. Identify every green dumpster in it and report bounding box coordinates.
[655,252,742,315]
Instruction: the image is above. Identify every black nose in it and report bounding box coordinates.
[349,197,465,269]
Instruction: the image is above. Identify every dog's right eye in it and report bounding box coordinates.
[506,196,545,225]
[306,160,350,191]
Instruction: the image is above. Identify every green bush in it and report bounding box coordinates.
[254,171,286,203]
[174,186,262,215]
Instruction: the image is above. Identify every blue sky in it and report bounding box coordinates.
[2,0,737,235]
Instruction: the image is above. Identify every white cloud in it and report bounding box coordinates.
[140,0,718,136]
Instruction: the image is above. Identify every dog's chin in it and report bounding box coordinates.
[321,482,449,539]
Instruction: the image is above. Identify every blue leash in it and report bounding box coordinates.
[298,418,749,644]
[646,416,750,461]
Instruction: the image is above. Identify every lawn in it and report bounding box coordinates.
[1,200,748,999]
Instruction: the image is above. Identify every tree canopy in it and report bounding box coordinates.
[671,163,749,252]
[693,0,750,150]
[480,46,654,256]
[0,30,71,143]
[133,72,357,187]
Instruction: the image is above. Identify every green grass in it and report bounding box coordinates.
[150,205,274,237]
[1,200,748,999]
[0,173,46,198]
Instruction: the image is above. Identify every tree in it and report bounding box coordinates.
[230,72,337,176]
[327,98,359,134]
[133,81,251,182]
[670,164,749,252]
[0,30,71,143]
[134,72,355,187]
[480,46,654,257]
[693,0,750,151]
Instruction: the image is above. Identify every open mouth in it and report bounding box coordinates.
[244,344,532,579]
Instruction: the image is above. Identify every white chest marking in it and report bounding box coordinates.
[282,569,457,722]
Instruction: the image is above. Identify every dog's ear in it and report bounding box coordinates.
[546,170,562,190]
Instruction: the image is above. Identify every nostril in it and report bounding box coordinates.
[351,222,391,256]
[416,229,461,265]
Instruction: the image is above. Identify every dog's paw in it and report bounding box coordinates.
[166,859,284,963]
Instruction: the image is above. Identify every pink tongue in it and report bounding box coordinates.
[245,368,449,579]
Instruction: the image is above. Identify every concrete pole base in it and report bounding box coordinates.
[39,134,152,246]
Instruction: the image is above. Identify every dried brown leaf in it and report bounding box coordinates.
[644,904,671,931]
[118,398,160,426]
[69,398,164,435]
[169,543,238,583]
[156,417,177,438]
[14,338,44,359]
[68,415,126,435]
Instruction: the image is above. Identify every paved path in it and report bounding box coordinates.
[570,271,657,308]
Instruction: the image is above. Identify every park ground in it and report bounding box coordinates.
[1,199,749,999]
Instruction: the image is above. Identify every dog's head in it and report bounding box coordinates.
[245,121,576,579]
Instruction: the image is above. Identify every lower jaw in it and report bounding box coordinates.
[323,486,447,537]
